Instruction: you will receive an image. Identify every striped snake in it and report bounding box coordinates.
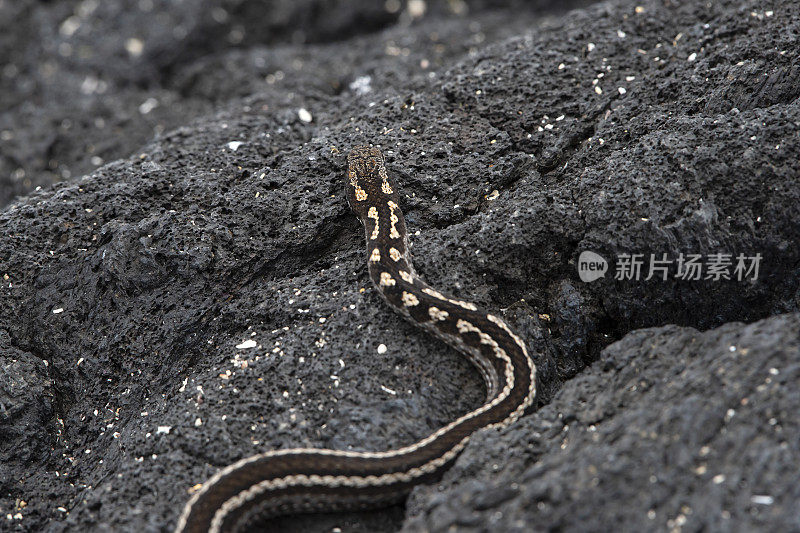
[175,146,537,532]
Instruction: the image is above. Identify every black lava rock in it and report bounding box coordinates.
[0,0,797,531]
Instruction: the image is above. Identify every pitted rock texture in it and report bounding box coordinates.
[404,313,800,532]
[0,0,798,531]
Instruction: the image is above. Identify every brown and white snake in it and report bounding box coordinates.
[175,145,537,532]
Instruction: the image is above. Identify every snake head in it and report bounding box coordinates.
[347,145,384,176]
[346,146,397,214]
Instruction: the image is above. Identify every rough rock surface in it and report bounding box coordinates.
[0,0,798,532]
[405,313,800,532]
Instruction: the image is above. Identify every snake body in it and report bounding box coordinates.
[175,146,537,532]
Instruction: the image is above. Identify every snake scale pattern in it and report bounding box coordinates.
[175,145,537,532]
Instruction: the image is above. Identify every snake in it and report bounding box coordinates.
[175,145,537,532]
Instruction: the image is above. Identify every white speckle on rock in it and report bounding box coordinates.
[618,87,627,94]
[60,16,81,37]
[688,52,697,61]
[139,98,159,114]
[227,141,243,151]
[751,495,774,505]
[156,426,171,435]
[236,339,257,349]
[298,108,313,123]
[408,0,426,18]
[125,38,144,57]
[594,86,602,95]
[377,343,387,354]
[52,308,64,314]
[349,75,373,95]
[194,417,202,427]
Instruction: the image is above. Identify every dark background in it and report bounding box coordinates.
[0,0,593,208]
